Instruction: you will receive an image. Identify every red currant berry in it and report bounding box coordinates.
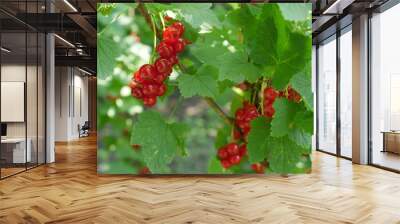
[157,84,167,96]
[229,155,241,165]
[172,39,186,53]
[143,97,157,107]
[218,148,228,160]
[156,41,175,58]
[131,144,141,151]
[164,15,172,21]
[153,74,166,84]
[236,82,248,91]
[264,105,275,118]
[242,126,250,136]
[226,143,239,156]
[131,87,144,99]
[171,22,185,37]
[134,71,144,83]
[239,144,247,157]
[264,87,278,101]
[139,167,151,175]
[138,64,158,83]
[154,58,172,76]
[221,160,231,169]
[264,98,275,106]
[166,55,178,66]
[233,129,241,140]
[162,26,180,44]
[142,84,159,97]
[251,163,265,174]
[128,80,138,89]
[235,108,246,121]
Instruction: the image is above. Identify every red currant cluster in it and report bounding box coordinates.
[234,101,260,139]
[217,143,247,168]
[263,86,302,118]
[287,86,301,103]
[263,87,279,118]
[129,21,188,107]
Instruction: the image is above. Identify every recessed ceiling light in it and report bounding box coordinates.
[54,34,75,48]
[63,0,78,12]
[78,67,93,76]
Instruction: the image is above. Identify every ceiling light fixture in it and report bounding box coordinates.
[63,0,78,12]
[54,34,75,48]
[322,0,343,14]
[78,67,93,76]
[1,47,11,53]
[322,0,354,15]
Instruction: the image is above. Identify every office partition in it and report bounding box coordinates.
[0,1,47,179]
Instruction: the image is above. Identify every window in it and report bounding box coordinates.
[340,28,352,158]
[317,36,337,154]
[370,3,400,171]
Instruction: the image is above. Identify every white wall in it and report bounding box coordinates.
[55,67,89,141]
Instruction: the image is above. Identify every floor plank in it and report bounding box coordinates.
[0,135,400,224]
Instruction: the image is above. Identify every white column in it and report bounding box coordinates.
[352,14,369,164]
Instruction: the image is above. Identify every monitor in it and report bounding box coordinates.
[1,123,7,137]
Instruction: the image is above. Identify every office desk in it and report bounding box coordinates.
[381,131,400,154]
[1,138,31,163]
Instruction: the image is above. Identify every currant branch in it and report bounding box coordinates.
[137,4,239,131]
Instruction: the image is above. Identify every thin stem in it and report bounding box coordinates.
[169,95,182,118]
[150,14,157,63]
[260,79,266,115]
[138,4,162,38]
[204,97,234,126]
[159,12,166,30]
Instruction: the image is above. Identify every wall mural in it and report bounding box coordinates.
[97,3,313,174]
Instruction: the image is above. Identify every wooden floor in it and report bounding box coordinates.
[1,136,400,224]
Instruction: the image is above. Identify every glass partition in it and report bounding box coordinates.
[1,30,28,177]
[0,1,46,179]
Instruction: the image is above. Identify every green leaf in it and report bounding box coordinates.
[190,33,229,67]
[247,117,270,163]
[170,123,190,156]
[215,126,231,149]
[216,51,261,82]
[97,34,121,79]
[104,161,138,174]
[268,137,311,173]
[272,32,311,90]
[131,111,185,173]
[243,4,311,89]
[288,128,311,150]
[246,4,284,66]
[97,3,117,16]
[279,4,311,21]
[144,4,172,15]
[271,98,300,137]
[290,66,313,111]
[172,3,221,29]
[293,110,313,134]
[226,5,254,32]
[177,65,219,99]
